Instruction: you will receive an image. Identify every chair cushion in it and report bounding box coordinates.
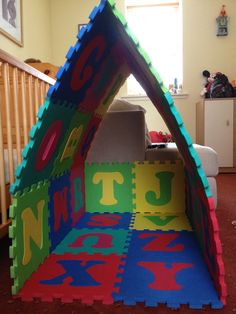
[86,110,146,162]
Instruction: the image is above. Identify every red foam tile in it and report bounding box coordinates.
[18,253,122,304]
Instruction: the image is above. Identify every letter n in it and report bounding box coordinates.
[21,200,45,265]
[53,187,68,232]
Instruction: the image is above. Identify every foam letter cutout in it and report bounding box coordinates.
[60,126,83,161]
[69,233,113,249]
[88,214,122,227]
[36,120,63,171]
[138,262,193,290]
[144,215,177,226]
[145,172,174,206]
[139,233,184,252]
[71,35,106,91]
[40,260,105,286]
[53,187,68,232]
[21,200,45,265]
[93,172,124,205]
[95,73,126,117]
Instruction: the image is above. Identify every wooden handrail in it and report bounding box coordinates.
[0,49,56,85]
[0,49,55,238]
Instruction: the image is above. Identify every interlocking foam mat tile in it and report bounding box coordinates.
[17,216,223,309]
[75,212,133,229]
[113,230,223,309]
[18,252,124,304]
[131,212,192,231]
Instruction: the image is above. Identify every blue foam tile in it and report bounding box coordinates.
[48,173,73,252]
[56,66,65,79]
[86,22,93,32]
[126,230,200,262]
[75,213,133,230]
[188,303,204,309]
[166,302,181,309]
[66,46,75,60]
[47,81,59,98]
[74,41,82,52]
[211,301,224,309]
[49,6,119,108]
[144,299,158,307]
[98,0,107,12]
[113,230,223,308]
[77,25,87,40]
[123,298,137,306]
[89,6,99,21]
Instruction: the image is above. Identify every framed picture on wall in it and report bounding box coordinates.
[78,23,87,32]
[0,0,23,46]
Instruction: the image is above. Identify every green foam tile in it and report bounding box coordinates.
[125,25,140,47]
[108,0,116,7]
[112,7,127,26]
[85,162,134,213]
[10,181,50,294]
[138,46,152,66]
[11,101,77,193]
[53,228,130,255]
[149,65,163,85]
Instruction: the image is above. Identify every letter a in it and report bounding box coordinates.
[60,126,83,162]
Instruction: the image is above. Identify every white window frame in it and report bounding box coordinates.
[125,0,183,96]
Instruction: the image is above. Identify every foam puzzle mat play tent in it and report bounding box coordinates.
[9,0,226,309]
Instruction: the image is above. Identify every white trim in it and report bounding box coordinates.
[122,93,189,102]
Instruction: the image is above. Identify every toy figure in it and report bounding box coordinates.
[201,70,215,98]
[216,5,229,36]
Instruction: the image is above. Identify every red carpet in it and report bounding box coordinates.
[0,173,235,313]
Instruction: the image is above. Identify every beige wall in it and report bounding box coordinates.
[182,0,236,140]
[0,0,52,62]
[49,0,236,141]
[126,0,236,139]
[1,0,236,140]
[50,0,125,66]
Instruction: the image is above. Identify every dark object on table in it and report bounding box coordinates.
[147,143,168,149]
[210,72,234,98]
[202,70,234,98]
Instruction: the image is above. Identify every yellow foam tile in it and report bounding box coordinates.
[133,162,185,214]
[131,213,192,231]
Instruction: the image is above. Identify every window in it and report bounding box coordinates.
[126,0,182,95]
